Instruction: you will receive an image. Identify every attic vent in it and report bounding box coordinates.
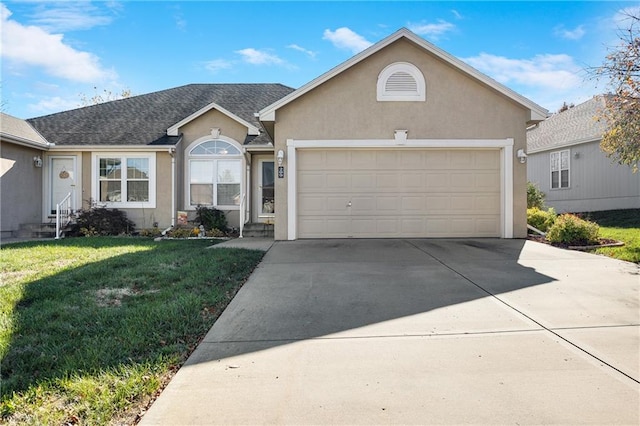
[385,72,418,93]
[377,62,426,102]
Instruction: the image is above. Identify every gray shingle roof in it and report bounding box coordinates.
[1,112,49,147]
[27,84,295,146]
[527,96,608,153]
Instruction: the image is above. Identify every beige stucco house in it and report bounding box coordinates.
[1,28,547,240]
[0,113,51,238]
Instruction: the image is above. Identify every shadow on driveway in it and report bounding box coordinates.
[190,238,554,362]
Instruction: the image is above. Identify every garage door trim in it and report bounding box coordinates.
[286,138,514,240]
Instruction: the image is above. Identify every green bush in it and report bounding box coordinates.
[527,207,557,232]
[527,181,545,209]
[139,227,163,237]
[72,208,135,236]
[195,206,227,231]
[546,214,600,245]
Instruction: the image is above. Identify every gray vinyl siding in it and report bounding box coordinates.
[527,140,640,212]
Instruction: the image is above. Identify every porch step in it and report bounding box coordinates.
[16,223,66,239]
[242,223,274,238]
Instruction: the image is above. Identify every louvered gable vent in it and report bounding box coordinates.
[385,71,418,93]
[377,62,425,101]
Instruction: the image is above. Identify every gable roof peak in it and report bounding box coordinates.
[260,27,548,122]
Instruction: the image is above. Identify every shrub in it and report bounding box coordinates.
[527,181,545,209]
[139,227,162,237]
[73,208,135,236]
[166,228,194,238]
[195,206,227,231]
[546,214,600,245]
[527,207,557,232]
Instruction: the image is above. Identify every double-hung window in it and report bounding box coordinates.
[550,150,570,189]
[94,153,156,207]
[188,140,242,208]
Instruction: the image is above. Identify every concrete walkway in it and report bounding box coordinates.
[141,239,639,425]
[208,237,274,251]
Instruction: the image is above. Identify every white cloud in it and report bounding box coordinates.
[0,4,114,82]
[408,20,456,40]
[287,44,317,59]
[204,59,233,73]
[235,48,284,65]
[28,95,80,114]
[463,52,593,111]
[27,2,114,32]
[464,52,583,90]
[323,27,372,54]
[451,10,463,20]
[554,25,586,40]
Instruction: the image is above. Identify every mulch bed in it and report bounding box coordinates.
[527,234,625,251]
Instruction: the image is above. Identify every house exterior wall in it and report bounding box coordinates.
[1,142,44,237]
[528,140,640,212]
[271,38,530,240]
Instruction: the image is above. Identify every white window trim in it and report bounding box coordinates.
[550,149,570,190]
[91,152,156,208]
[286,138,514,240]
[184,135,245,211]
[377,62,426,102]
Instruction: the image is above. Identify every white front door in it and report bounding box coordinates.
[253,158,275,222]
[49,156,77,214]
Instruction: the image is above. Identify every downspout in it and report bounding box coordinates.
[162,146,177,236]
[170,147,176,227]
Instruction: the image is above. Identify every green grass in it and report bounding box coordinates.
[0,237,264,425]
[582,209,640,263]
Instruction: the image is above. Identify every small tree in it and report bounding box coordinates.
[593,11,640,172]
[79,86,132,106]
[527,181,545,209]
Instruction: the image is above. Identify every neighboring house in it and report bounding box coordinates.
[2,28,547,240]
[0,113,51,239]
[527,96,640,213]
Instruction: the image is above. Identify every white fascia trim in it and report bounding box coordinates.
[260,28,548,122]
[1,133,51,150]
[167,101,260,136]
[49,145,174,152]
[286,138,515,240]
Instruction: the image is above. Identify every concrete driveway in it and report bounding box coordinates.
[141,239,639,425]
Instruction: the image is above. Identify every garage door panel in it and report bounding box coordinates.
[297,149,501,238]
[326,173,350,190]
[402,196,425,211]
[351,173,375,190]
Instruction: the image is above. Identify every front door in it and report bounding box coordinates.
[254,159,275,222]
[49,156,76,215]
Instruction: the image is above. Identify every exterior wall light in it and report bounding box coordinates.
[277,150,285,166]
[516,149,527,164]
[33,156,43,167]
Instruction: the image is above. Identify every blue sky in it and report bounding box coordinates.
[1,1,639,119]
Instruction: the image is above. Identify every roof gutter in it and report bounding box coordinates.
[47,144,178,152]
[1,133,52,150]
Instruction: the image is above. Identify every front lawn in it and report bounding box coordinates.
[0,237,263,425]
[583,209,640,263]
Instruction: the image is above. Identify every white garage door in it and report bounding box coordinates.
[297,149,501,238]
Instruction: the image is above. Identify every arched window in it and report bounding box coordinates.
[377,62,426,102]
[187,138,243,208]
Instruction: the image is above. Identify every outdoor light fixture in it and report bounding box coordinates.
[516,149,527,164]
[33,156,43,168]
[277,150,285,166]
